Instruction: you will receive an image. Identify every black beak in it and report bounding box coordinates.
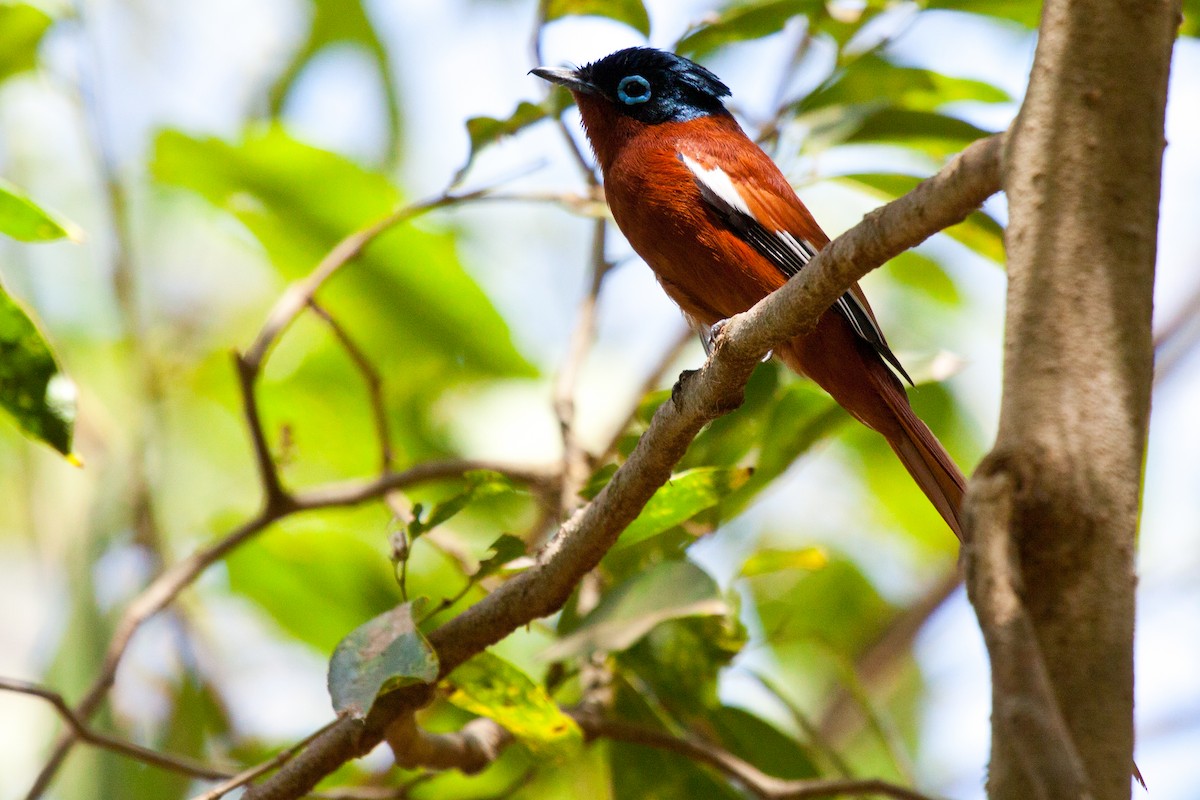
[530,66,598,95]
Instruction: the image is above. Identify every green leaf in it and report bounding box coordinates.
[328,602,439,720]
[683,362,782,469]
[447,651,582,757]
[544,560,726,659]
[844,107,995,160]
[621,614,746,716]
[152,128,535,384]
[0,284,75,456]
[609,676,744,800]
[0,177,78,242]
[268,0,402,158]
[747,557,894,655]
[675,0,824,59]
[544,0,651,36]
[0,3,52,83]
[887,250,962,305]
[227,527,404,652]
[1184,0,1200,36]
[740,547,828,577]
[475,533,527,579]
[718,380,845,518]
[708,706,819,779]
[798,53,1010,114]
[616,466,752,549]
[578,462,618,500]
[410,471,521,539]
[839,172,1005,264]
[843,380,973,551]
[456,94,572,183]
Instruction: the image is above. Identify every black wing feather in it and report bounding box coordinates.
[684,158,914,385]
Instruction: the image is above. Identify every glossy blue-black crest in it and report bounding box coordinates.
[576,47,732,124]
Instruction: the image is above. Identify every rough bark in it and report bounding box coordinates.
[964,2,1178,798]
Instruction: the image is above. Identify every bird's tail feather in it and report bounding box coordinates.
[873,369,966,541]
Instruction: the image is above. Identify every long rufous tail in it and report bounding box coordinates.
[872,364,966,540]
[777,332,966,541]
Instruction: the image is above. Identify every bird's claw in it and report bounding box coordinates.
[701,319,728,356]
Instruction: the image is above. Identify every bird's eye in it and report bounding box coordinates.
[617,74,651,105]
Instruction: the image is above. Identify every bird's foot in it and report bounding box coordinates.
[701,319,727,356]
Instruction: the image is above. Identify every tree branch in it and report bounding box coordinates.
[241,132,1005,800]
[187,719,341,800]
[962,469,1092,799]
[966,0,1176,796]
[1,678,230,782]
[240,185,499,372]
[576,713,940,800]
[370,707,943,800]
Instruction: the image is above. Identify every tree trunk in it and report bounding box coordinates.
[965,1,1178,799]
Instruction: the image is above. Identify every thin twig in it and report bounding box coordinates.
[1,678,230,781]
[1153,277,1200,384]
[242,184,500,372]
[187,720,342,800]
[308,300,395,474]
[234,352,293,511]
[306,299,413,537]
[818,569,961,743]
[752,672,856,780]
[575,713,942,800]
[553,217,613,514]
[22,459,548,800]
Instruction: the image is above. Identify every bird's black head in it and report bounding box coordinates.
[533,47,731,125]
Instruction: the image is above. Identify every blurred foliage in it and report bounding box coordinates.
[0,172,77,455]
[0,2,51,82]
[0,177,78,243]
[268,0,402,163]
[544,0,652,36]
[6,0,1187,798]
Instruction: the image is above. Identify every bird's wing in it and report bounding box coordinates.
[678,151,912,385]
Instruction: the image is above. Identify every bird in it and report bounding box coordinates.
[532,47,966,540]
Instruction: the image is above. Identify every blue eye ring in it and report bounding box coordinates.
[617,74,651,105]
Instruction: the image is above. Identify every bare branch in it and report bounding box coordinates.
[1,678,229,782]
[386,715,511,774]
[242,132,1004,800]
[576,713,941,800]
[242,184,500,372]
[367,707,943,800]
[234,353,293,511]
[308,300,395,474]
[24,459,549,800]
[187,719,341,800]
[554,217,614,514]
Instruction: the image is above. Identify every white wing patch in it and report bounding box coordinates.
[677,149,911,383]
[679,154,753,217]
